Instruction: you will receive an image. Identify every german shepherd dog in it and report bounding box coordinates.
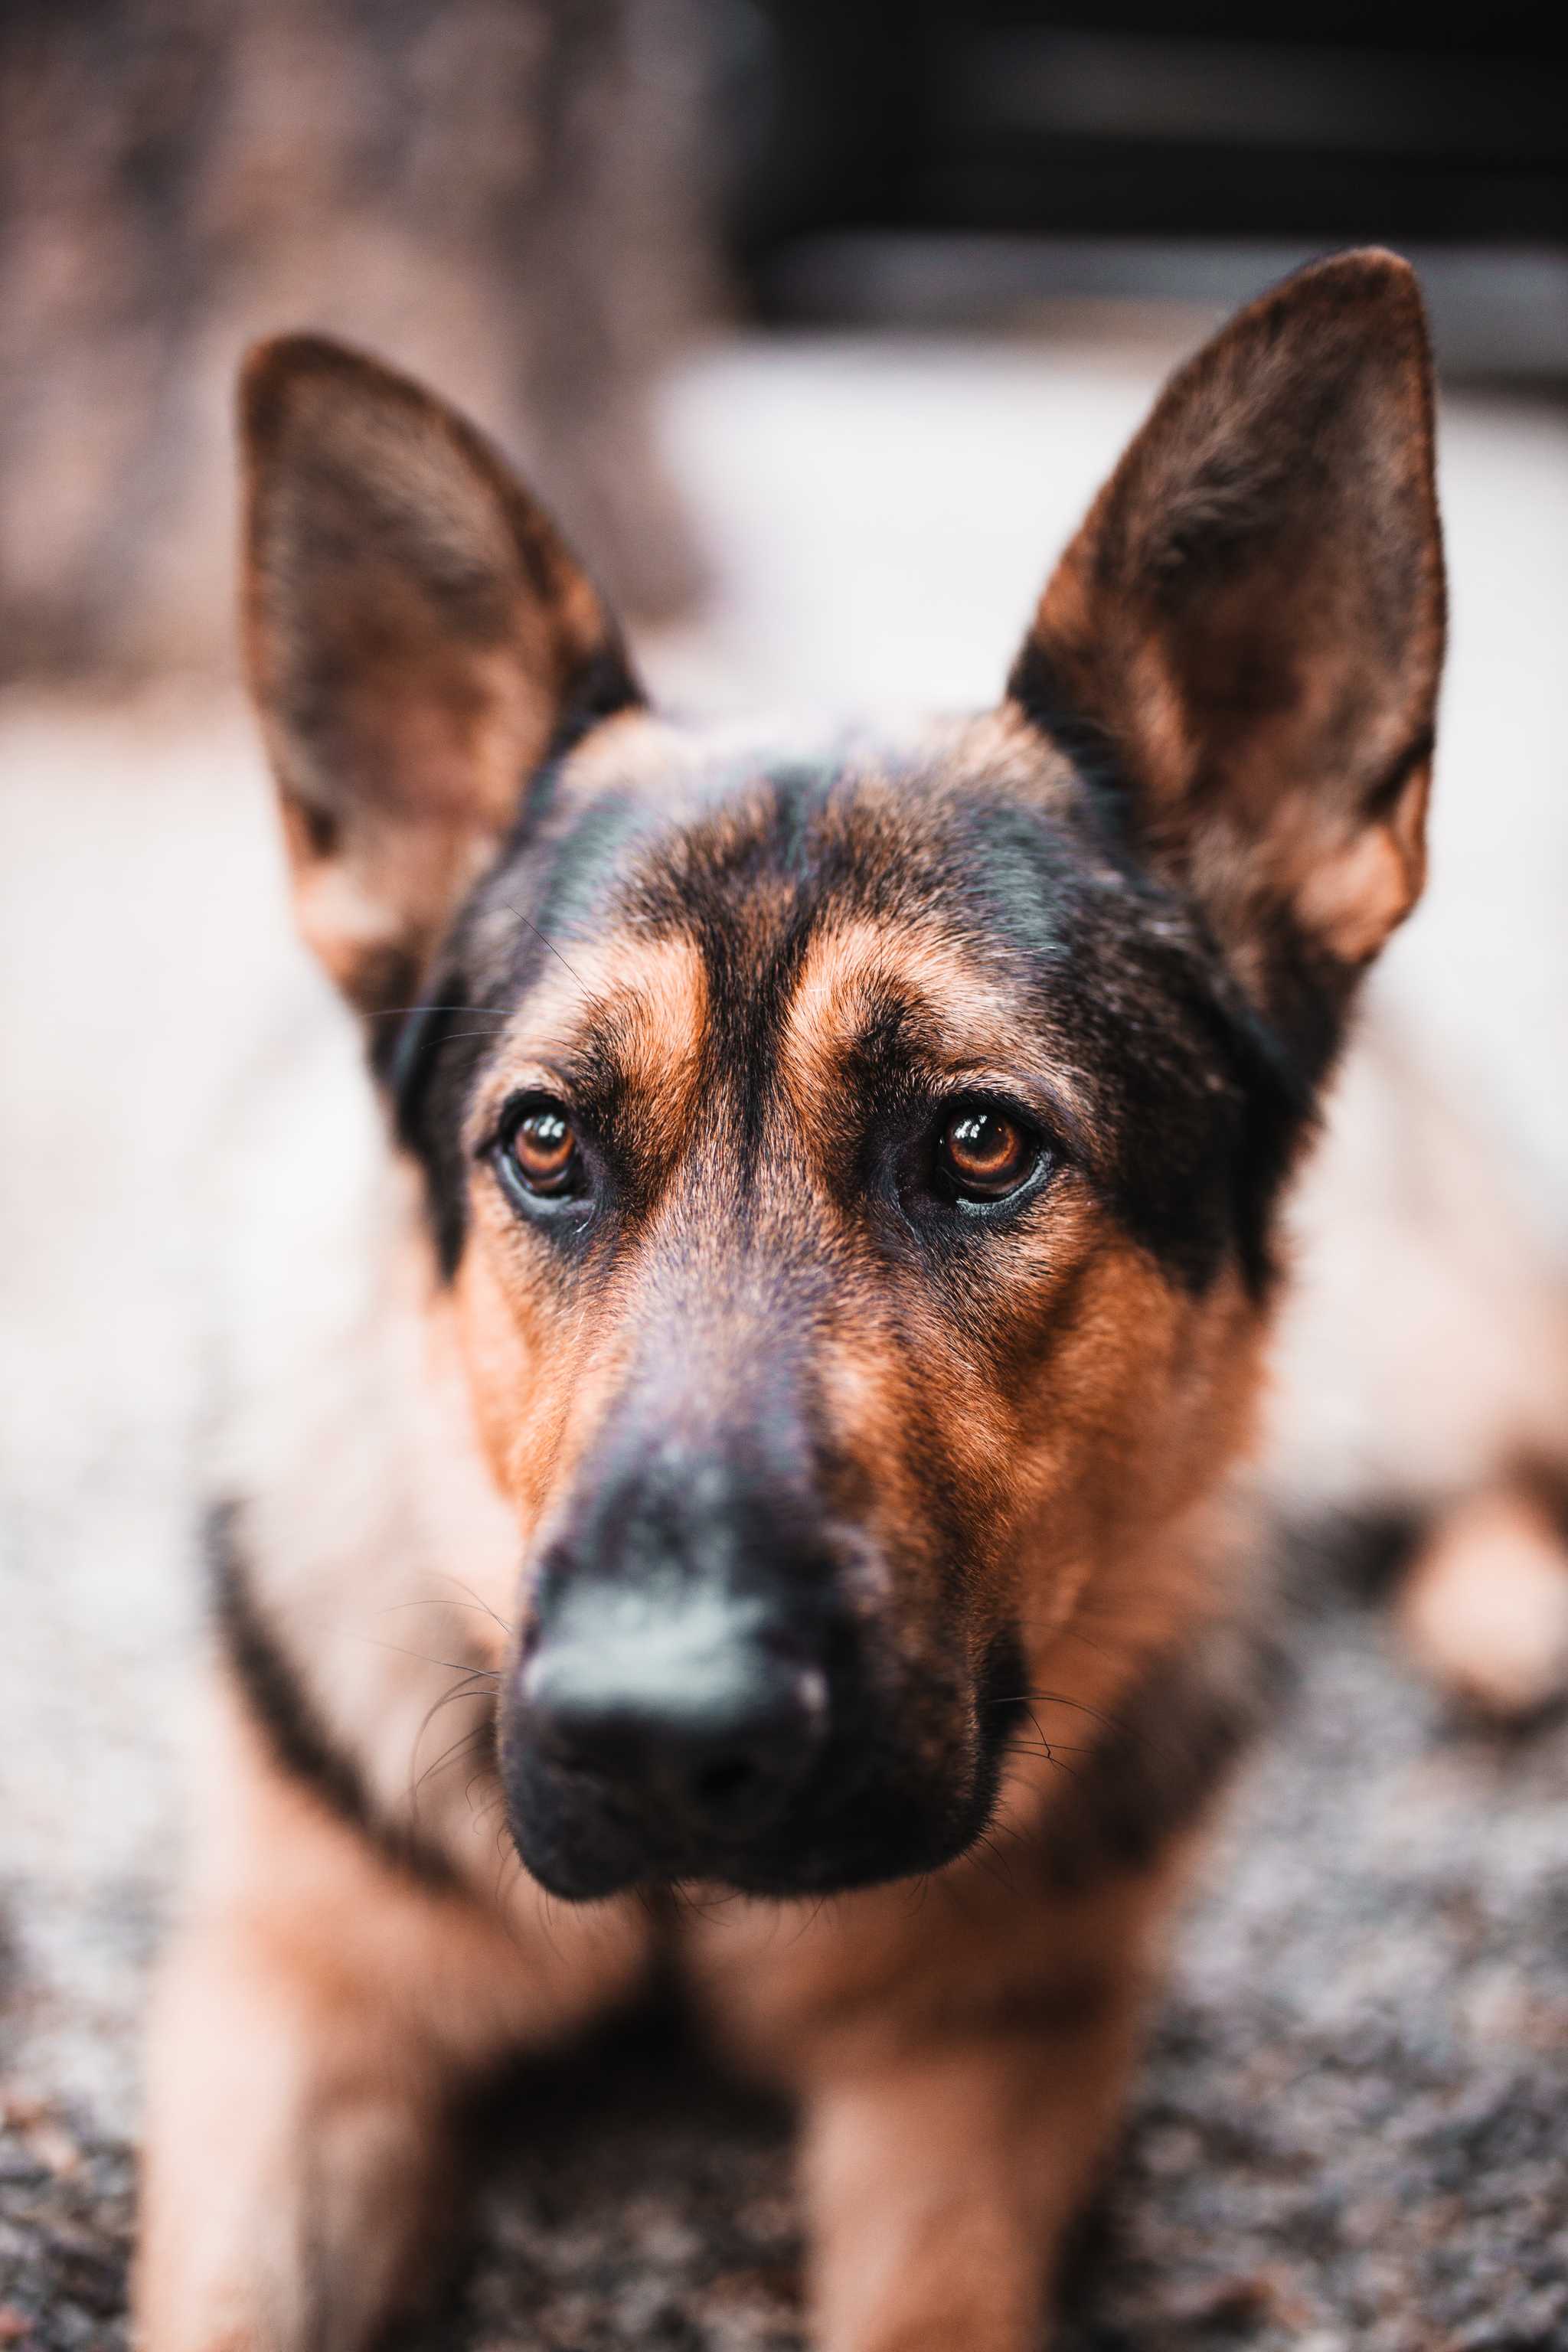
[138,251,1445,2349]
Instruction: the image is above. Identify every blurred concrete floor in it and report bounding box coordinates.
[1,325,1564,2342]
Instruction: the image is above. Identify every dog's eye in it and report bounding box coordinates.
[936,1108,1037,1201]
[506,1104,580,1197]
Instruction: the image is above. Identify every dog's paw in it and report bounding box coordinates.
[1399,1480,1568,1721]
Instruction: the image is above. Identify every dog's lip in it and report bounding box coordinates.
[505,1700,1012,1903]
[517,1826,978,1906]
[505,1726,859,1890]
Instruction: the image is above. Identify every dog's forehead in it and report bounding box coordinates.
[419,710,1282,1293]
[476,704,1090,998]
[560,704,1061,816]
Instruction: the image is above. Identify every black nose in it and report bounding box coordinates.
[521,1599,829,1844]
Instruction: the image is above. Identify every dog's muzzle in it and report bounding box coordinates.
[498,1388,1014,1901]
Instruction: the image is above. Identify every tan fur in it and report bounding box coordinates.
[453,930,711,1530]
[467,930,710,1178]
[781,912,1095,1135]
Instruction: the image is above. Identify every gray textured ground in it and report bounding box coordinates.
[3,328,1565,2347]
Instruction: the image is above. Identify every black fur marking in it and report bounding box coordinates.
[377,991,460,1101]
[1007,635,1140,845]
[386,975,501,1279]
[624,761,843,1163]
[633,758,1309,1295]
[206,1501,459,1890]
[516,642,645,841]
[999,787,1301,1295]
[1366,723,1436,822]
[949,786,1312,1296]
[544,637,644,767]
[393,792,664,1276]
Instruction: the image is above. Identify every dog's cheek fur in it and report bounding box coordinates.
[1011,1241,1266,1591]
[808,1311,1000,1770]
[452,1208,659,1603]
[451,1224,561,1514]
[799,1175,1269,1843]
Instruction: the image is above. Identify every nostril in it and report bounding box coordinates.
[531,1703,637,1790]
[691,1752,766,1820]
[520,1624,833,1844]
[677,1671,829,1832]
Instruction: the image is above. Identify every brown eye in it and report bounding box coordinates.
[507,1104,580,1196]
[937,1107,1036,1201]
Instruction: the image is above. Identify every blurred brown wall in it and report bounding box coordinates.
[0,0,720,685]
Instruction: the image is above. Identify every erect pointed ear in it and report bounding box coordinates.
[1008,250,1444,1060]
[240,335,642,1014]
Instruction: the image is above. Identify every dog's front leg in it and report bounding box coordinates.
[799,1986,1141,2352]
[140,1912,465,2352]
[696,1864,1174,2352]
[137,1688,649,2352]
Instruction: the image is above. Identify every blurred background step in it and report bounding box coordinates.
[723,3,1568,376]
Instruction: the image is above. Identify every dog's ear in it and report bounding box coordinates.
[1008,250,1443,1058]
[240,335,641,1014]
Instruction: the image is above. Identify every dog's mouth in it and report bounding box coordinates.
[498,1625,1027,1904]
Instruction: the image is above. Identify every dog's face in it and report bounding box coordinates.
[240,253,1443,1900]
[399,715,1286,1897]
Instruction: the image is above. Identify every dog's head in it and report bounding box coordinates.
[240,253,1442,1900]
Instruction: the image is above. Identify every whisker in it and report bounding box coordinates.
[499,899,589,991]
[407,1673,496,1812]
[411,1719,493,1815]
[985,1687,1132,1737]
[375,1596,513,1630]
[1009,1744,1089,1785]
[1048,1620,1125,1668]
[354,1635,499,1679]
[967,1831,1014,1898]
[294,1611,501,1686]
[366,1004,514,1019]
[439,1577,516,1640]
